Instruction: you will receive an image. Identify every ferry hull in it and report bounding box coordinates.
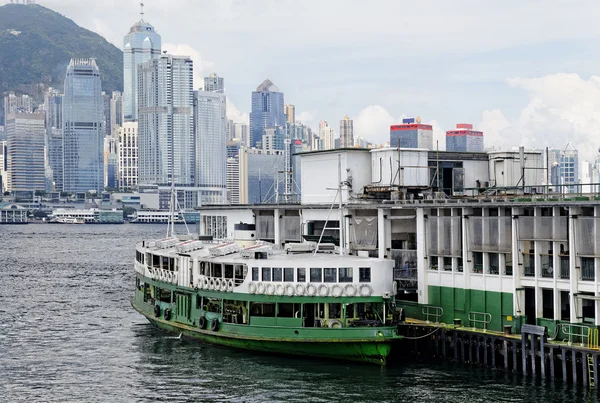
[132,299,395,365]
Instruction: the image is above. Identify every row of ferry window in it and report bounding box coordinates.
[251,267,371,283]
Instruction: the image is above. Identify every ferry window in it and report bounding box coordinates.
[297,268,306,282]
[205,297,222,314]
[262,267,272,281]
[252,267,259,281]
[214,264,223,278]
[359,267,371,282]
[324,268,337,283]
[152,254,160,268]
[339,268,353,282]
[157,287,171,303]
[310,268,322,283]
[328,303,342,319]
[225,264,234,279]
[284,268,294,282]
[278,303,300,318]
[250,302,275,317]
[196,295,202,309]
[273,267,282,281]
[162,256,169,269]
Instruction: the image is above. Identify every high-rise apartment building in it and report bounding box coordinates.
[104,135,118,189]
[226,156,240,204]
[3,92,33,125]
[548,142,579,194]
[102,92,111,137]
[204,73,224,93]
[318,120,335,150]
[0,141,6,192]
[62,58,104,193]
[339,115,354,148]
[138,54,194,187]
[117,122,138,190]
[250,79,285,148]
[194,90,227,204]
[390,117,433,150]
[234,123,249,146]
[123,16,161,121]
[284,104,295,124]
[446,123,484,152]
[43,88,63,191]
[6,112,45,191]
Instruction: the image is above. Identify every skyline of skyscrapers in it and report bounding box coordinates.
[249,79,285,148]
[123,18,161,122]
[137,54,194,187]
[62,58,104,193]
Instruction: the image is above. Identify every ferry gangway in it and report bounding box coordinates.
[422,306,443,324]
[468,311,492,332]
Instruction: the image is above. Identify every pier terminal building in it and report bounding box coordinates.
[197,147,600,341]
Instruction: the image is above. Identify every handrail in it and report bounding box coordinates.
[468,311,492,332]
[561,323,591,347]
[422,306,443,324]
[591,329,599,350]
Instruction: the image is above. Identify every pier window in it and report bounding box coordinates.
[339,268,353,283]
[359,267,371,282]
[252,267,259,281]
[324,268,337,283]
[273,267,283,282]
[262,267,272,282]
[472,252,483,274]
[310,268,322,283]
[488,254,499,275]
[504,255,513,276]
[581,258,595,281]
[284,268,294,282]
[560,291,570,321]
[297,268,306,282]
[542,289,554,319]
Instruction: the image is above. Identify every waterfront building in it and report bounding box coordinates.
[138,54,194,187]
[204,73,224,93]
[0,202,28,224]
[249,79,285,148]
[226,156,240,204]
[118,122,138,191]
[339,115,354,148]
[446,123,484,152]
[43,88,63,191]
[284,104,295,124]
[6,112,45,191]
[123,14,161,121]
[390,117,433,150]
[193,90,227,205]
[238,148,285,204]
[0,141,6,192]
[62,58,104,193]
[104,135,119,189]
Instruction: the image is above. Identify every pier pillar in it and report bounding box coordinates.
[503,340,508,371]
[540,336,546,379]
[491,337,496,369]
[531,334,536,377]
[572,350,578,384]
[522,334,528,376]
[453,332,458,362]
[549,346,555,380]
[561,349,567,383]
[513,340,518,373]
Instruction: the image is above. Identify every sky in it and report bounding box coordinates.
[37,0,600,160]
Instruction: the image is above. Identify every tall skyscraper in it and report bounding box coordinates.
[104,135,118,189]
[138,54,194,187]
[238,148,284,204]
[446,123,484,152]
[123,13,161,121]
[204,73,224,93]
[3,92,32,125]
[234,123,249,146]
[102,92,111,137]
[284,104,295,124]
[390,117,433,150]
[43,88,63,190]
[110,91,124,137]
[0,141,6,192]
[6,112,45,191]
[319,120,335,150]
[117,122,138,190]
[193,90,227,204]
[226,156,240,204]
[339,115,354,148]
[62,58,104,193]
[250,79,285,148]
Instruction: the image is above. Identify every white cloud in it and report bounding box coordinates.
[226,98,249,125]
[296,110,318,128]
[162,43,214,90]
[480,73,600,159]
[352,105,398,145]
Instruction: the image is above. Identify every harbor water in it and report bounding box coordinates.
[0,224,594,402]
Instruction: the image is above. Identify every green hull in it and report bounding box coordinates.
[132,298,397,365]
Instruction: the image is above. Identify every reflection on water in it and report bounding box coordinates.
[0,224,593,402]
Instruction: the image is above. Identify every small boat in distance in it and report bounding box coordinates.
[55,217,85,224]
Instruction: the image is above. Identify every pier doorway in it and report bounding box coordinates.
[524,287,536,325]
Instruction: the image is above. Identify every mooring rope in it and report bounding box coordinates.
[401,326,442,340]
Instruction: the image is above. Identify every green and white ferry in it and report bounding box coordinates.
[131,223,402,365]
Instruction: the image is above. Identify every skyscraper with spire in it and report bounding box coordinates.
[249,79,285,148]
[123,3,161,122]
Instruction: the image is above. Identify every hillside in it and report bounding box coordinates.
[0,4,122,110]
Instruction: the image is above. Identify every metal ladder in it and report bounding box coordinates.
[588,354,595,388]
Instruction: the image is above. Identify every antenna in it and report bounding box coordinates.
[140,2,145,21]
